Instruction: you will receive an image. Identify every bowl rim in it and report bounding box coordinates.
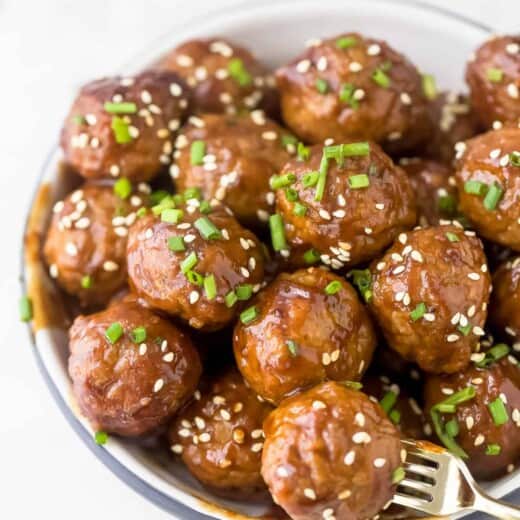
[21,1,516,519]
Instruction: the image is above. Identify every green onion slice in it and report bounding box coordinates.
[269,213,287,252]
[19,295,33,322]
[105,322,123,344]
[130,326,147,344]
[111,116,132,144]
[324,280,342,295]
[286,340,299,357]
[240,306,258,325]
[190,140,206,165]
[204,274,217,300]
[114,177,132,199]
[168,236,185,252]
[422,74,437,100]
[194,216,221,240]
[104,101,137,114]
[180,252,198,273]
[488,397,509,426]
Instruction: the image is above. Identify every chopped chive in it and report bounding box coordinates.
[445,419,459,438]
[172,194,185,206]
[236,284,253,301]
[285,187,299,202]
[336,36,357,49]
[270,173,296,190]
[225,290,238,308]
[186,270,204,286]
[190,140,206,165]
[343,142,370,157]
[438,194,456,214]
[168,236,185,252]
[389,409,401,424]
[464,180,488,196]
[240,306,258,325]
[488,397,509,426]
[105,322,123,344]
[392,467,405,484]
[314,155,329,201]
[269,213,287,251]
[435,387,476,408]
[180,252,198,273]
[486,67,503,82]
[486,444,502,456]
[476,344,510,368]
[458,323,472,336]
[19,295,33,322]
[204,274,217,300]
[421,74,437,100]
[430,406,469,459]
[316,78,329,94]
[350,269,372,302]
[324,280,342,295]
[152,196,175,215]
[348,174,370,189]
[228,58,252,86]
[445,232,460,243]
[342,380,363,390]
[436,403,457,413]
[199,200,212,214]
[510,151,520,167]
[286,340,299,357]
[136,207,147,218]
[114,177,132,199]
[94,431,108,445]
[111,116,132,144]
[81,275,92,289]
[302,171,319,188]
[410,302,426,321]
[297,142,311,161]
[184,187,201,201]
[194,216,221,240]
[281,134,298,147]
[293,202,307,216]
[72,114,86,125]
[104,101,137,114]
[483,182,503,210]
[130,326,147,344]
[150,190,170,205]
[161,208,184,224]
[303,248,320,264]
[372,68,391,88]
[339,83,357,108]
[379,391,397,414]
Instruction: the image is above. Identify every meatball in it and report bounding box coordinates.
[168,369,272,496]
[233,268,376,404]
[400,158,459,226]
[127,196,265,331]
[455,126,520,250]
[68,300,201,436]
[154,38,278,116]
[276,32,431,153]
[466,35,520,129]
[490,257,520,341]
[424,355,520,480]
[44,183,147,306]
[172,113,293,227]
[61,70,189,181]
[424,91,479,164]
[274,142,416,269]
[369,225,491,373]
[261,382,403,520]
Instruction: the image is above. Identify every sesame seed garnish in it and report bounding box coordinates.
[220,409,231,421]
[153,378,164,393]
[367,43,381,56]
[169,83,183,97]
[400,92,412,105]
[441,387,454,395]
[473,326,485,336]
[103,260,119,272]
[354,412,365,427]
[319,209,332,220]
[171,444,183,454]
[317,56,328,71]
[349,61,363,72]
[398,233,407,244]
[178,428,191,438]
[411,250,423,262]
[338,489,352,500]
[474,434,485,446]
[162,352,174,362]
[303,488,317,500]
[376,261,386,271]
[374,458,386,468]
[467,272,480,281]
[507,83,519,99]
[199,433,211,443]
[276,466,289,478]
[447,334,459,343]
[352,431,371,444]
[139,344,147,356]
[189,291,199,304]
[312,400,327,410]
[393,265,405,275]
[251,442,263,452]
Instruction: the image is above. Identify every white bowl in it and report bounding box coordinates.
[21,1,519,518]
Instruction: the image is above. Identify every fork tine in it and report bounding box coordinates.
[392,492,428,510]
[398,478,434,494]
[404,461,438,479]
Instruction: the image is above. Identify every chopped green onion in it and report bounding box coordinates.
[111,116,132,144]
[94,431,108,445]
[314,155,329,201]
[342,381,363,390]
[350,269,372,302]
[285,187,299,202]
[130,326,147,344]
[486,67,503,82]
[161,208,184,224]
[348,174,370,189]
[236,284,253,301]
[488,397,509,426]
[152,196,175,215]
[486,444,502,456]
[445,419,459,438]
[186,270,204,286]
[324,280,342,295]
[343,142,370,157]
[316,78,329,94]
[422,74,437,100]
[240,306,258,325]
[114,177,132,200]
[379,391,398,414]
[410,302,426,321]
[199,200,212,214]
[458,323,472,336]
[281,134,298,147]
[392,467,405,484]
[293,202,307,216]
[510,151,520,167]
[437,403,457,413]
[190,140,206,165]
[483,182,503,210]
[389,409,401,424]
[150,190,170,205]
[81,275,92,289]
[225,291,238,308]
[228,58,252,86]
[372,68,391,88]
[194,216,221,240]
[297,142,311,161]
[184,187,202,201]
[270,173,296,190]
[19,295,33,322]
[445,232,460,243]
[105,322,123,344]
[339,83,358,108]
[475,344,510,368]
[438,194,456,214]
[104,101,137,114]
[173,193,185,206]
[303,248,320,264]
[168,236,185,252]
[436,387,476,408]
[430,409,467,458]
[269,213,287,251]
[302,171,319,188]
[72,114,85,125]
[464,180,488,196]
[286,340,299,357]
[204,274,217,300]
[136,207,147,218]
[336,36,357,49]
[180,252,198,273]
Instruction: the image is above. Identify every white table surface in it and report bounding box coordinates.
[1,0,518,518]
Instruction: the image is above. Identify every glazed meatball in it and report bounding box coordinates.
[261,382,403,520]
[274,142,416,269]
[424,91,479,164]
[68,300,201,436]
[455,126,520,250]
[424,355,520,480]
[127,197,265,331]
[168,369,272,496]
[61,70,189,181]
[233,268,376,404]
[400,158,459,226]
[490,257,520,341]
[369,225,491,373]
[466,35,520,129]
[276,32,431,153]
[44,183,147,306]
[172,113,293,227]
[154,38,278,116]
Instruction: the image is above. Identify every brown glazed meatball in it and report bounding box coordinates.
[154,38,278,116]
[61,70,189,181]
[455,127,520,250]
[262,382,402,520]
[490,257,520,341]
[424,91,479,165]
[233,268,376,404]
[274,142,416,269]
[127,198,265,331]
[168,369,272,496]
[400,158,459,226]
[68,301,201,436]
[172,113,293,227]
[466,35,520,129]
[44,183,147,306]
[424,356,520,480]
[276,32,431,153]
[369,225,491,374]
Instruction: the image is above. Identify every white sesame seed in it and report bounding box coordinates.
[393,265,405,275]
[317,56,328,71]
[353,88,365,100]
[262,131,277,141]
[251,442,263,452]
[374,458,386,468]
[199,433,211,443]
[139,344,147,356]
[171,444,183,454]
[367,43,381,56]
[178,428,191,438]
[49,264,58,278]
[400,92,412,105]
[474,434,485,446]
[447,334,459,343]
[153,378,164,392]
[411,250,424,263]
[103,260,119,272]
[441,387,454,395]
[338,489,352,500]
[398,233,407,244]
[189,291,199,304]
[467,272,480,281]
[163,352,174,362]
[349,61,363,72]
[276,466,289,478]
[489,148,501,159]
[507,83,519,99]
[65,242,78,256]
[303,488,317,500]
[312,400,326,410]
[319,209,331,220]
[344,450,356,466]
[354,412,365,427]
[352,431,371,444]
[473,326,485,336]
[220,409,231,421]
[506,42,520,55]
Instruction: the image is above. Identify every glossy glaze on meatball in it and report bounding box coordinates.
[172,112,293,227]
[154,38,278,116]
[455,126,520,250]
[273,142,416,269]
[261,382,403,520]
[400,158,459,226]
[369,225,491,374]
[68,301,201,436]
[44,183,147,306]
[168,369,272,496]
[233,268,376,404]
[276,32,431,153]
[466,35,520,129]
[424,355,520,480]
[61,70,190,181]
[127,197,265,331]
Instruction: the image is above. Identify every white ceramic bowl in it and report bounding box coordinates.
[21,1,519,518]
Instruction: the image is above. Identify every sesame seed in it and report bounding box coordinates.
[375,203,385,210]
[506,42,520,54]
[374,458,386,468]
[322,352,331,366]
[189,291,199,304]
[317,56,328,71]
[103,261,119,272]
[312,400,327,410]
[49,264,58,278]
[139,344,147,355]
[467,272,480,281]
[447,334,459,343]
[178,428,191,438]
[424,313,435,322]
[303,488,317,500]
[169,83,183,97]
[220,409,231,421]
[353,88,365,100]
[400,92,412,105]
[467,305,476,318]
[507,83,519,99]
[376,261,386,271]
[473,326,485,336]
[349,61,363,72]
[352,431,371,444]
[199,433,211,443]
[163,352,174,362]
[474,434,485,446]
[411,250,423,262]
[171,444,183,454]
[153,378,164,392]
[319,209,331,220]
[354,412,365,427]
[489,148,501,159]
[393,265,405,275]
[398,233,407,244]
[251,442,263,452]
[276,466,289,478]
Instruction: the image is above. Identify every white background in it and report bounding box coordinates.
[0,0,518,518]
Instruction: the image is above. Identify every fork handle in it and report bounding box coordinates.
[471,490,520,520]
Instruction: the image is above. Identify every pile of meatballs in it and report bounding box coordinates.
[41,32,520,520]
